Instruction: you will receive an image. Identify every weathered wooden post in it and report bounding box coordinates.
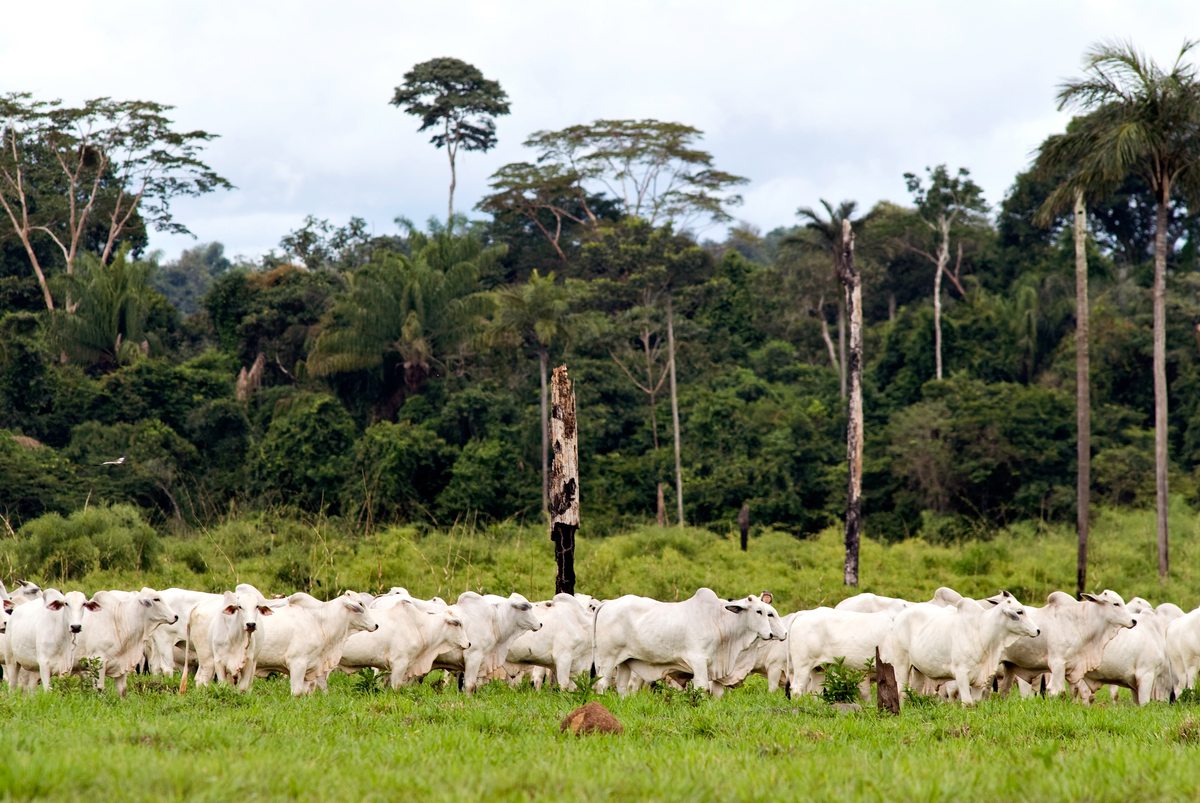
[875,646,900,715]
[738,503,750,552]
[837,218,863,587]
[549,365,579,595]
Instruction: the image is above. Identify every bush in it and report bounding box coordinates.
[822,656,873,704]
[342,421,455,526]
[251,392,357,512]
[436,437,539,523]
[12,504,159,581]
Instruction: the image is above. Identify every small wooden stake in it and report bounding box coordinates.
[549,365,580,595]
[876,646,900,715]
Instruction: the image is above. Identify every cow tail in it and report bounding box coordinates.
[178,616,190,695]
[590,600,605,678]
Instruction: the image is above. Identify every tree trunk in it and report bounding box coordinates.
[540,349,549,515]
[838,300,847,399]
[738,503,750,552]
[818,296,838,375]
[888,292,896,322]
[657,483,666,527]
[839,219,863,587]
[934,218,949,381]
[875,646,900,715]
[446,118,457,230]
[1074,191,1090,596]
[667,295,684,526]
[549,365,580,595]
[1153,192,1170,579]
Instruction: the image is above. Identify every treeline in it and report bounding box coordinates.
[2,51,1200,544]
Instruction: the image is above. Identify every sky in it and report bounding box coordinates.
[3,1,1199,262]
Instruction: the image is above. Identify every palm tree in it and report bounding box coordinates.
[786,200,873,398]
[490,270,586,513]
[55,246,157,368]
[308,231,501,418]
[1043,40,1200,578]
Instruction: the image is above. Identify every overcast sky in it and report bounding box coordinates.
[4,1,1199,262]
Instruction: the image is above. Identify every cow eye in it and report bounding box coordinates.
[1018,610,1024,615]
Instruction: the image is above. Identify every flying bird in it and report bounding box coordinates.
[100,456,127,466]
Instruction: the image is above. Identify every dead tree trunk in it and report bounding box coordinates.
[549,365,580,595]
[875,646,900,715]
[1074,190,1090,596]
[738,503,750,552]
[838,219,863,587]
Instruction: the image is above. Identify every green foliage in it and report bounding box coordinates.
[54,248,163,368]
[436,437,539,522]
[343,421,455,525]
[0,432,80,525]
[251,393,357,512]
[11,504,158,582]
[154,242,230,314]
[390,58,510,156]
[821,657,874,704]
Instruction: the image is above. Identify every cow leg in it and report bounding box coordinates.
[857,678,871,703]
[462,654,483,695]
[114,673,128,698]
[1046,661,1069,697]
[952,667,975,707]
[554,659,572,692]
[288,661,308,696]
[690,658,711,695]
[615,663,632,696]
[38,658,52,693]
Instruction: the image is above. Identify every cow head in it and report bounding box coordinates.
[220,590,273,636]
[437,611,471,650]
[47,589,90,635]
[724,595,784,641]
[133,587,180,626]
[13,580,42,604]
[342,591,379,633]
[1082,589,1137,629]
[507,593,542,632]
[991,590,1040,638]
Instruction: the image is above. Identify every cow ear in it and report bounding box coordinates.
[1004,609,1020,621]
[222,605,239,615]
[257,606,274,616]
[83,599,101,611]
[725,604,746,614]
[2,600,13,614]
[140,597,153,608]
[47,600,66,611]
[1080,593,1100,603]
[1001,590,1013,598]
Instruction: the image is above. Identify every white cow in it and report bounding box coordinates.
[751,611,802,692]
[995,590,1136,697]
[74,588,178,696]
[835,593,908,614]
[1168,606,1200,697]
[432,592,542,694]
[208,591,274,687]
[593,589,785,697]
[147,588,221,674]
[888,591,1040,706]
[0,580,43,606]
[1080,605,1173,704]
[244,591,378,696]
[5,589,91,692]
[504,593,593,690]
[338,598,469,687]
[786,607,898,698]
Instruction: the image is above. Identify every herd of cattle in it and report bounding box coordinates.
[3,578,1200,706]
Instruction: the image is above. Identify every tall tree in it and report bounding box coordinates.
[786,200,874,398]
[523,119,748,229]
[476,162,598,262]
[54,246,158,367]
[1043,39,1200,579]
[0,93,229,308]
[838,219,863,587]
[490,270,588,513]
[391,58,510,227]
[902,166,989,380]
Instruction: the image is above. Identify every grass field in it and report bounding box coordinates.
[6,504,1200,801]
[3,672,1200,802]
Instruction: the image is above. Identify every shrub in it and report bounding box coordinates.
[251,393,357,512]
[13,504,159,581]
[821,656,872,704]
[342,421,455,526]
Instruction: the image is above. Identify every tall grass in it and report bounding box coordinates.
[7,499,1199,610]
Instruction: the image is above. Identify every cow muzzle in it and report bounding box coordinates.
[245,622,257,632]
[70,624,82,633]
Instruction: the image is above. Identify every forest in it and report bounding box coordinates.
[2,45,1200,575]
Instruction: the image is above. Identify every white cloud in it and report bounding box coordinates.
[4,0,1197,258]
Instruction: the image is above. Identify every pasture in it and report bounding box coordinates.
[6,505,1200,801]
[3,672,1200,802]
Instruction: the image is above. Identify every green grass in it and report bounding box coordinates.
[3,672,1200,802]
[18,498,1200,611]
[6,505,1200,800]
